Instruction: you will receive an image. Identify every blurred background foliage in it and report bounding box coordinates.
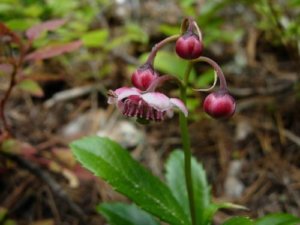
[0,0,299,124]
[1,0,298,86]
[2,0,298,117]
[1,0,300,224]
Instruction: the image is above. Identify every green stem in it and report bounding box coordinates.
[180,62,196,225]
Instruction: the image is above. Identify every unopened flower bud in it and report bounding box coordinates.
[175,31,203,60]
[131,64,158,91]
[203,90,235,119]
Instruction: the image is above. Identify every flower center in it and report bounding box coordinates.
[121,96,165,121]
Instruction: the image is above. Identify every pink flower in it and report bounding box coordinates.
[203,90,235,119]
[108,87,188,121]
[131,64,158,91]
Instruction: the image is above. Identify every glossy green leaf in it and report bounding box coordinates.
[17,79,44,97]
[81,30,109,47]
[222,217,254,225]
[165,150,210,225]
[71,136,190,225]
[97,203,160,225]
[203,202,248,225]
[255,213,300,225]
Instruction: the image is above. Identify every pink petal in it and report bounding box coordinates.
[170,98,188,117]
[166,109,174,118]
[141,92,171,111]
[115,87,141,101]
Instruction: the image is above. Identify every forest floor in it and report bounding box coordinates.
[0,1,299,225]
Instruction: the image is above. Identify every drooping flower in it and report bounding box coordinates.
[175,31,203,60]
[203,90,235,119]
[131,63,158,91]
[108,87,188,121]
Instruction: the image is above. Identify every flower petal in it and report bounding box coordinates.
[166,109,174,118]
[170,98,188,117]
[115,87,141,101]
[141,92,171,111]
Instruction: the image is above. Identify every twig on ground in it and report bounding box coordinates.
[111,49,140,66]
[0,151,87,222]
[230,80,295,97]
[44,84,105,108]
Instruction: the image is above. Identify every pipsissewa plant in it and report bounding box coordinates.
[70,18,300,225]
[0,20,82,139]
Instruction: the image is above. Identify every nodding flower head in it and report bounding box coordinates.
[203,90,236,119]
[175,31,203,60]
[108,87,188,121]
[131,63,158,91]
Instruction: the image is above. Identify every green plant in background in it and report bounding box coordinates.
[70,18,300,225]
[252,0,300,54]
[0,0,149,82]
[0,20,82,137]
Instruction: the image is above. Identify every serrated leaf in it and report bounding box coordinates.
[70,136,190,225]
[25,40,82,61]
[81,30,108,47]
[26,19,66,40]
[165,150,210,225]
[97,203,160,225]
[17,79,44,97]
[255,213,300,225]
[222,217,254,225]
[203,203,248,225]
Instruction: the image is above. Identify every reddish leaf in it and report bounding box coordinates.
[25,40,82,61]
[26,19,66,40]
[1,138,37,156]
[0,22,21,45]
[0,64,13,75]
[73,164,95,181]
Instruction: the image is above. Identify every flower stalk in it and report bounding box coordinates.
[146,34,180,65]
[192,56,228,90]
[107,17,235,224]
[180,62,196,225]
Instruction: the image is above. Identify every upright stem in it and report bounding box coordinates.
[179,62,196,225]
[0,43,24,137]
[0,64,17,136]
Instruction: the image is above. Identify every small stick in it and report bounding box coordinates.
[0,151,87,222]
